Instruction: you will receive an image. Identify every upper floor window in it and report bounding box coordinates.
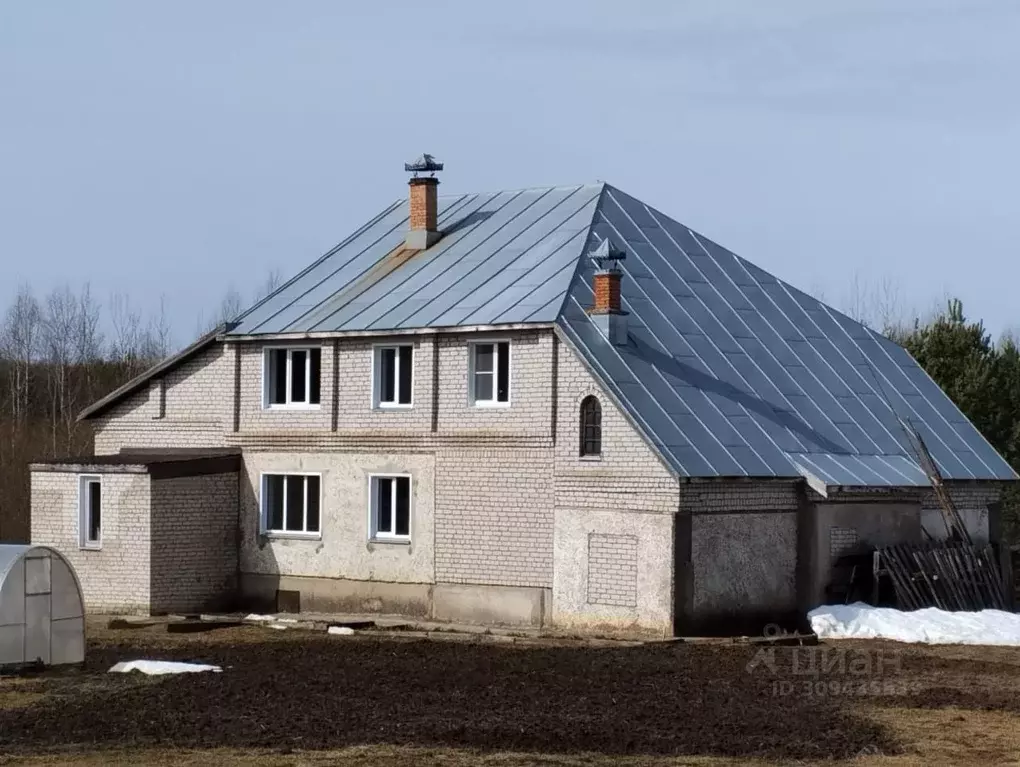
[78,475,102,549]
[265,347,321,408]
[470,341,510,407]
[580,395,602,457]
[373,344,413,408]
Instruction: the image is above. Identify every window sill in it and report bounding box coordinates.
[471,401,511,409]
[262,531,322,541]
[579,455,603,462]
[263,404,322,412]
[79,543,102,551]
[374,403,414,411]
[369,537,411,546]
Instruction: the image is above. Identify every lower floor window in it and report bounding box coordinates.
[263,474,321,535]
[370,475,411,540]
[78,475,102,548]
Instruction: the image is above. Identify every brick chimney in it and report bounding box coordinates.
[404,153,443,250]
[588,238,628,345]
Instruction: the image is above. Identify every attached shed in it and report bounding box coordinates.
[0,545,85,667]
[30,450,241,616]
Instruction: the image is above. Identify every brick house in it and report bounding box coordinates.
[28,157,1017,636]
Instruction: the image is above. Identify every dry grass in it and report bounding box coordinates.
[0,679,45,712]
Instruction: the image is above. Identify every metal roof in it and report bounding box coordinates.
[227,185,603,335]
[558,185,1017,486]
[103,179,1015,488]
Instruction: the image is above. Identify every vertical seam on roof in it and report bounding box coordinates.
[375,188,540,328]
[553,323,681,478]
[442,193,600,327]
[230,199,402,330]
[852,329,988,478]
[808,304,986,479]
[678,217,909,459]
[643,200,874,459]
[285,191,479,332]
[595,206,772,475]
[725,249,923,461]
[299,192,492,332]
[683,227,904,458]
[456,227,590,326]
[611,190,823,467]
[863,320,1012,479]
[243,198,437,334]
[400,187,589,329]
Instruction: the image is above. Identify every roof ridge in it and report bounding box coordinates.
[551,183,608,324]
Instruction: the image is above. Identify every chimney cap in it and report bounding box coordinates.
[589,238,626,272]
[405,153,444,176]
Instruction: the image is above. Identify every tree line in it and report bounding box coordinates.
[0,276,279,541]
[0,279,1017,544]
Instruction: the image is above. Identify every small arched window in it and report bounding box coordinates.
[580,395,602,457]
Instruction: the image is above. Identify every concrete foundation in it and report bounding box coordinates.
[239,573,549,627]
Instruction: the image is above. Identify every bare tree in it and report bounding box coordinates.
[41,286,81,453]
[109,292,143,366]
[254,268,283,302]
[840,272,909,336]
[140,294,173,361]
[218,287,243,325]
[0,285,42,425]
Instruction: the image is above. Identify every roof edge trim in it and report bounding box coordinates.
[223,321,557,343]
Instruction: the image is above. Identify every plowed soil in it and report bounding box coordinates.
[1,624,1019,764]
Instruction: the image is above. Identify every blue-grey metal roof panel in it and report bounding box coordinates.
[558,184,1017,483]
[228,185,602,336]
[225,180,1016,485]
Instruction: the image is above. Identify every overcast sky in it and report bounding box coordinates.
[2,1,1018,342]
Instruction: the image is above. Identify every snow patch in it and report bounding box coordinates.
[809,603,1020,646]
[109,660,222,675]
[245,614,297,623]
[328,626,355,636]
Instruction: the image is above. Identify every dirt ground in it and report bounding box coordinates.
[1,621,1019,766]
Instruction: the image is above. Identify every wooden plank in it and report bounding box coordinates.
[910,547,946,610]
[878,547,917,610]
[936,546,970,610]
[886,545,926,610]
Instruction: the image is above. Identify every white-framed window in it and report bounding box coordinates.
[373,344,413,408]
[469,341,510,406]
[261,473,321,536]
[369,474,411,541]
[264,347,321,408]
[78,475,102,549]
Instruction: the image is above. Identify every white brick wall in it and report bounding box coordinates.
[554,339,678,514]
[587,533,638,607]
[435,448,554,588]
[78,328,686,602]
[150,472,238,613]
[436,331,554,437]
[30,469,152,613]
[93,344,233,454]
